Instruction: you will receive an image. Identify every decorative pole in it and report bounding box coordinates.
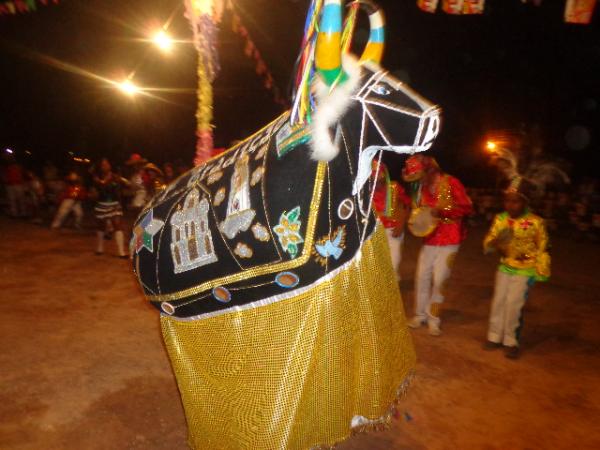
[184,0,224,166]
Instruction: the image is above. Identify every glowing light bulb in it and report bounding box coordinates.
[118,79,139,96]
[153,30,174,52]
[486,141,497,152]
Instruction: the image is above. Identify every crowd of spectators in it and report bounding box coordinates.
[1,151,599,242]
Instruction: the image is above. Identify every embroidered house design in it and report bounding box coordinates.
[219,153,256,239]
[170,188,218,273]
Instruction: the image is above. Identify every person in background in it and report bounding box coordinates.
[125,153,149,212]
[42,161,64,208]
[91,158,129,258]
[25,169,45,224]
[1,153,26,218]
[372,161,410,281]
[403,154,473,336]
[483,178,549,359]
[51,171,87,230]
[175,159,190,177]
[163,162,176,185]
[144,163,166,199]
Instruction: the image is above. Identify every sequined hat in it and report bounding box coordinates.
[125,153,148,166]
[402,154,438,182]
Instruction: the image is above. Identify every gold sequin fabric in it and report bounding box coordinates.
[483,211,550,277]
[161,226,416,449]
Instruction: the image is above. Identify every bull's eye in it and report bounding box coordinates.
[370,84,390,96]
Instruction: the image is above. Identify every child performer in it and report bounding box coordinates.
[483,178,550,359]
[372,161,410,281]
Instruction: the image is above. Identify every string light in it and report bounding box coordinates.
[152,30,174,52]
[118,79,139,96]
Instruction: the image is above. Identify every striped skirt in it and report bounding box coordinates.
[94,201,123,220]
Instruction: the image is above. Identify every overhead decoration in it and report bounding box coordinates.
[0,0,59,16]
[417,0,440,12]
[417,0,485,14]
[442,0,485,14]
[230,6,286,107]
[185,0,225,166]
[419,0,596,22]
[564,0,597,23]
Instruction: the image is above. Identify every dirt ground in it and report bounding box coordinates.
[1,216,599,450]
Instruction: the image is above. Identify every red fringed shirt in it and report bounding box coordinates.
[419,174,473,246]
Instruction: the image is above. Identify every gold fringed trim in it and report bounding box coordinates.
[309,371,415,450]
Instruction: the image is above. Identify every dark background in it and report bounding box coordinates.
[1,0,599,184]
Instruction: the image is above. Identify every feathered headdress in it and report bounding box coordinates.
[488,147,570,200]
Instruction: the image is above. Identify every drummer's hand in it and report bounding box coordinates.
[392,226,403,238]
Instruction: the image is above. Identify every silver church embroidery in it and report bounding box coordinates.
[170,188,218,273]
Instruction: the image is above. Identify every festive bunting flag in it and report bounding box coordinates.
[0,0,59,16]
[442,0,463,14]
[463,0,485,14]
[230,6,286,107]
[565,0,596,24]
[417,0,439,13]
[423,0,484,14]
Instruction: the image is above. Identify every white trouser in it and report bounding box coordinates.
[415,244,460,325]
[51,198,83,228]
[385,228,404,281]
[488,271,532,347]
[6,184,26,217]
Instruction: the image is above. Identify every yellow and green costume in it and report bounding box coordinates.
[484,210,550,281]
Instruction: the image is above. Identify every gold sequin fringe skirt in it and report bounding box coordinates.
[161,225,416,450]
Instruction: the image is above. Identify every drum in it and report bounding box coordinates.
[408,206,439,237]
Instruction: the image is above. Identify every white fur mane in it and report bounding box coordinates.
[310,55,362,161]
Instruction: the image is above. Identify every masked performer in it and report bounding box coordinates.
[404,154,473,336]
[92,158,129,258]
[372,161,410,281]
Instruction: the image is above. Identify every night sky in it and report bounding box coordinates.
[1,0,599,183]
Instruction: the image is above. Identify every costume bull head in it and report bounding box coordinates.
[131,0,441,319]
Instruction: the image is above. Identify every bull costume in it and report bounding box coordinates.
[404,155,473,336]
[131,1,441,448]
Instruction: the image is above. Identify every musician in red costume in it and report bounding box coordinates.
[403,155,473,336]
[51,171,87,230]
[372,161,410,281]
